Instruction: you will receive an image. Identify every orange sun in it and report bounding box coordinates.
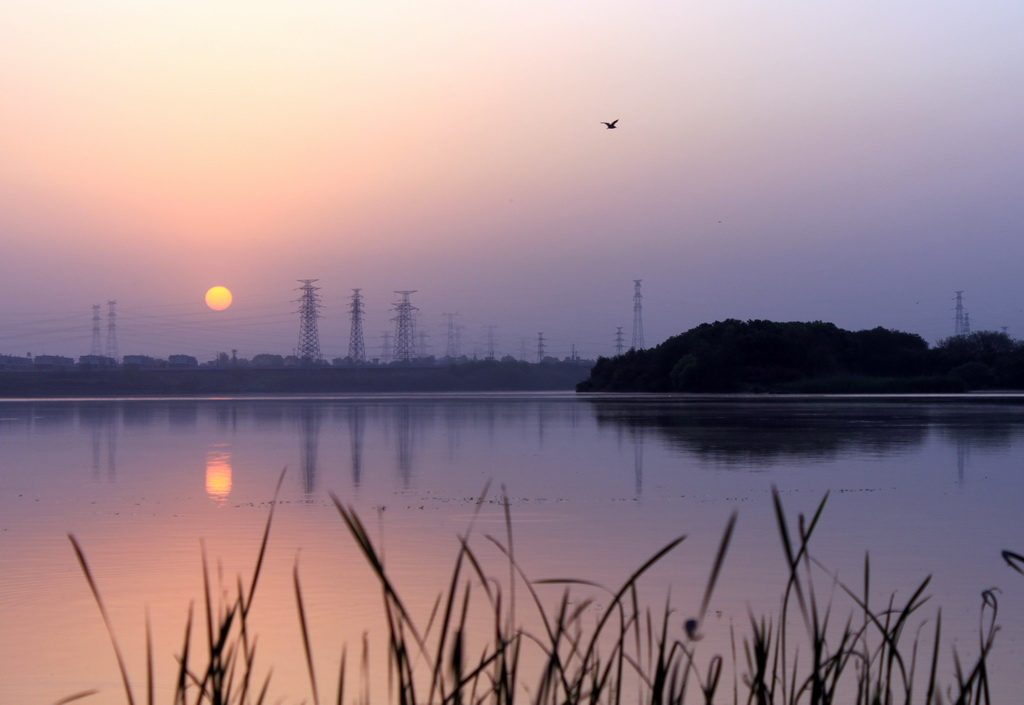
[205,286,233,311]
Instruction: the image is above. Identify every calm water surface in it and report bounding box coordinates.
[2,393,1023,703]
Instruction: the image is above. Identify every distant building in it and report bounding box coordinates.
[122,355,157,369]
[78,354,117,369]
[33,355,75,370]
[168,354,199,369]
[0,354,33,371]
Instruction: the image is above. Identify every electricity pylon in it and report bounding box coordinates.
[296,279,323,365]
[391,291,418,362]
[631,280,644,350]
[954,291,965,336]
[348,289,366,363]
[106,300,118,362]
[91,305,102,356]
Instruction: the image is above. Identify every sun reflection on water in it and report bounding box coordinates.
[205,444,232,504]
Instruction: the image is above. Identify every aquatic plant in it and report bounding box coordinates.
[65,481,1003,704]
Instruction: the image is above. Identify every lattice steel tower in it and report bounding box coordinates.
[444,313,458,358]
[106,300,118,362]
[536,332,546,362]
[615,326,625,356]
[90,305,102,356]
[954,291,965,336]
[391,291,418,362]
[295,279,323,365]
[348,288,366,363]
[631,279,644,350]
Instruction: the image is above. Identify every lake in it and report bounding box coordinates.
[2,393,1023,704]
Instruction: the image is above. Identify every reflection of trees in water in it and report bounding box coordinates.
[4,398,564,493]
[589,400,1024,465]
[593,403,926,463]
[123,403,158,429]
[34,403,76,429]
[213,403,238,433]
[10,397,1024,490]
[167,403,198,431]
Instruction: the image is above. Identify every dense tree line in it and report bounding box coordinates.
[0,359,593,396]
[578,319,1024,393]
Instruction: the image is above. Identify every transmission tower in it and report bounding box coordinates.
[536,332,546,362]
[380,331,392,363]
[90,305,102,356]
[348,289,366,363]
[443,313,458,358]
[963,312,971,336]
[631,279,644,350]
[953,291,965,336]
[106,300,118,362]
[391,291,418,362]
[614,326,625,356]
[417,329,431,357]
[295,279,323,365]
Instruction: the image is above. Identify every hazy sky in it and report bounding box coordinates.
[2,1,1022,361]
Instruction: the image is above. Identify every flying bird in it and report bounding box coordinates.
[601,120,618,129]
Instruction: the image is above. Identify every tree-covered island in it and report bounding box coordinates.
[578,319,1024,393]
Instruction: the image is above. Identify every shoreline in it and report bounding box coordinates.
[0,361,593,397]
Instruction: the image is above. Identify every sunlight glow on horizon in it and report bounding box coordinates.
[1,0,1022,358]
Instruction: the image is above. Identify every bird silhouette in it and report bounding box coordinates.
[601,120,618,129]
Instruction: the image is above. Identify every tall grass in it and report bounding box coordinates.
[66,482,1009,705]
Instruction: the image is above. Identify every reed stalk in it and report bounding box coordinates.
[65,482,1008,705]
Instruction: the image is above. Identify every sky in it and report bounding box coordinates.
[2,1,1023,362]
